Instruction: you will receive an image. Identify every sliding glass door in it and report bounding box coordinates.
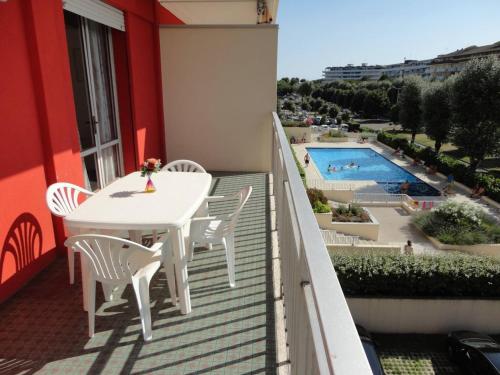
[65,11,123,191]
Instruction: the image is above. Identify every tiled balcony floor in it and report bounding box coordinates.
[0,173,276,374]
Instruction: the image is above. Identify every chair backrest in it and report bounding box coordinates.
[161,160,206,173]
[46,182,94,217]
[222,186,252,236]
[64,234,161,283]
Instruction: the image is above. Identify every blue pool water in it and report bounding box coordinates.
[307,147,441,196]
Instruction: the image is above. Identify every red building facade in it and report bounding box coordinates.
[0,0,182,302]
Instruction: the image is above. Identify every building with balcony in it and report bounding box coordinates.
[0,0,370,373]
[323,59,431,82]
[429,41,500,80]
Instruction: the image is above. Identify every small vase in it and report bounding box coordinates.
[145,175,156,193]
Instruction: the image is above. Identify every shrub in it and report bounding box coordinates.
[307,188,331,213]
[347,121,361,132]
[328,130,345,138]
[332,204,370,222]
[282,120,309,128]
[291,147,306,185]
[313,200,331,213]
[307,188,327,205]
[331,253,500,298]
[413,201,499,245]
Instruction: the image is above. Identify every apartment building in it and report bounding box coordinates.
[323,41,500,82]
[430,41,500,80]
[323,59,431,82]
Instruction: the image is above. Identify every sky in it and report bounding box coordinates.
[277,0,500,80]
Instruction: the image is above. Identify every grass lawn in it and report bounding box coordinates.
[393,132,500,177]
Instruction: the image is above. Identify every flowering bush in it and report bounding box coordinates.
[433,200,483,228]
[413,201,499,245]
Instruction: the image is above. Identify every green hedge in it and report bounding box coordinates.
[331,253,500,298]
[377,132,500,202]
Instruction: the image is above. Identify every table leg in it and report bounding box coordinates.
[173,227,191,314]
[164,237,177,306]
[129,230,142,244]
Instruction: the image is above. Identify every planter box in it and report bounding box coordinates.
[347,297,500,333]
[283,127,311,143]
[315,208,379,241]
[412,223,500,257]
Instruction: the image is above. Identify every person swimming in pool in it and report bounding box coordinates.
[327,164,336,172]
[344,161,359,169]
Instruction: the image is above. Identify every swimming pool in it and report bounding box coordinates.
[307,147,441,196]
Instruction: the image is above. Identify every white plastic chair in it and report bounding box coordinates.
[46,182,94,284]
[156,159,208,243]
[65,234,173,341]
[187,186,252,287]
[161,159,206,173]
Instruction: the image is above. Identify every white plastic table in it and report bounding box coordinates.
[64,171,212,314]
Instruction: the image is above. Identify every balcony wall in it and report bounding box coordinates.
[159,25,278,172]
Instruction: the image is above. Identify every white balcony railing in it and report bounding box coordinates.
[271,113,372,375]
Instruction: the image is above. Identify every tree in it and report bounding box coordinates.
[341,111,350,123]
[362,90,389,118]
[351,89,368,112]
[379,73,390,81]
[310,98,324,112]
[390,103,400,123]
[318,104,329,115]
[301,100,311,111]
[277,79,293,97]
[387,86,398,105]
[320,115,327,125]
[451,57,500,171]
[422,81,452,153]
[298,81,313,97]
[282,100,295,112]
[399,76,424,144]
[328,104,340,119]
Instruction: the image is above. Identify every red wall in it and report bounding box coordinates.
[0,0,182,303]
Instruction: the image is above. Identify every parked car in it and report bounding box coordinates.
[356,325,385,375]
[320,124,329,131]
[447,331,500,375]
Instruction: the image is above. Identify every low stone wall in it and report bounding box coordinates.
[413,223,500,257]
[315,209,379,241]
[283,127,311,143]
[347,297,500,333]
[323,189,354,203]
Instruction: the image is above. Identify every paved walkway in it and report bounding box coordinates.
[0,173,277,374]
[367,207,441,254]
